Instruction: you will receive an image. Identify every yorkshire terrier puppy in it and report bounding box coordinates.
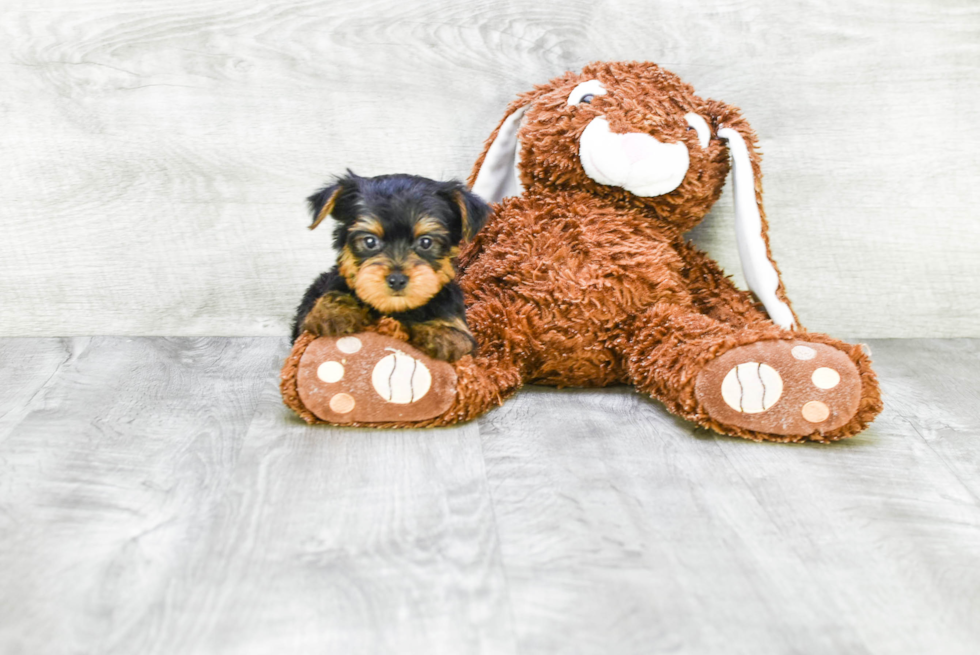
[291,172,489,362]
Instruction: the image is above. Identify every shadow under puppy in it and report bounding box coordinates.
[291,172,489,362]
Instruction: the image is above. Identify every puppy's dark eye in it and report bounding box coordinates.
[417,236,434,250]
[360,235,380,251]
[580,93,594,104]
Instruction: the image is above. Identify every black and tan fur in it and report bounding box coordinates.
[291,172,489,362]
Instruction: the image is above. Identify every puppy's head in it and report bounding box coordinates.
[308,172,489,313]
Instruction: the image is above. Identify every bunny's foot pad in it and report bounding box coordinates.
[695,340,862,438]
[296,333,457,424]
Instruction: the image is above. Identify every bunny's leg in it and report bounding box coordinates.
[282,301,525,427]
[673,240,772,328]
[621,304,882,442]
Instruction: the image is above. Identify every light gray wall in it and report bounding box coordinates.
[1,0,977,338]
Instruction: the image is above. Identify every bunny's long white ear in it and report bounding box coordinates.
[470,105,529,204]
[717,127,797,330]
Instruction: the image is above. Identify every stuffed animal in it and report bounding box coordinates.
[282,61,883,442]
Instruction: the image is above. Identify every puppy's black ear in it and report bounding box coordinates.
[444,182,490,242]
[306,183,343,230]
[308,170,361,230]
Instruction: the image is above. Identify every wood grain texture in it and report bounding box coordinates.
[0,337,515,655]
[140,376,516,655]
[0,1,977,338]
[1,337,979,654]
[478,337,980,654]
[0,337,276,654]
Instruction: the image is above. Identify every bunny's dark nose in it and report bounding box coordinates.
[387,272,409,291]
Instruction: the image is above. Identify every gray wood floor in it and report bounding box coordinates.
[1,337,978,655]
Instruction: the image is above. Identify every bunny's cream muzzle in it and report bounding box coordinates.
[578,117,690,197]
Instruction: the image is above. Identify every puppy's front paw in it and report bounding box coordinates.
[302,293,372,337]
[409,321,476,363]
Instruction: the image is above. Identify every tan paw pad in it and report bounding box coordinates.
[791,345,816,360]
[296,332,457,424]
[695,340,863,437]
[317,361,345,383]
[336,336,363,354]
[371,350,433,404]
[801,400,830,423]
[811,367,840,389]
[720,363,783,413]
[329,393,356,414]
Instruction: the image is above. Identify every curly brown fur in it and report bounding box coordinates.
[459,62,881,440]
[281,331,319,424]
[290,172,489,362]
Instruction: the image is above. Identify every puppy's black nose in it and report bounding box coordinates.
[386,272,409,291]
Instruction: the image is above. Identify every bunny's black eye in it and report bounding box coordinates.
[566,80,607,106]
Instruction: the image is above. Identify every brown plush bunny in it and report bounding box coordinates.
[282,61,882,442]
